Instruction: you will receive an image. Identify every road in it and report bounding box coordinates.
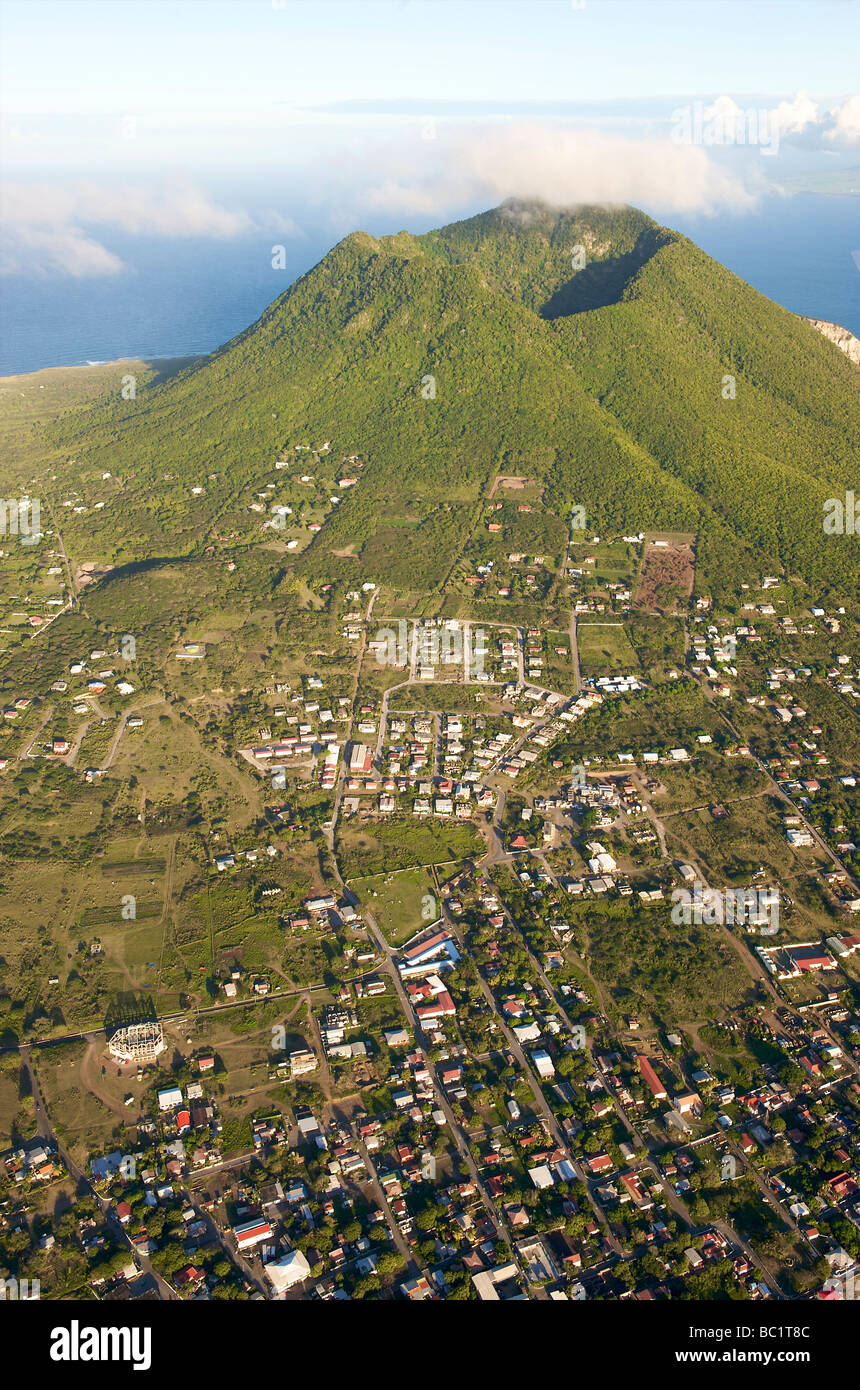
[184,1190,268,1297]
[569,611,582,694]
[452,871,624,1257]
[517,850,784,1289]
[348,1125,425,1277]
[18,1044,178,1301]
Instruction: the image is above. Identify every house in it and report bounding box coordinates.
[156,1086,183,1112]
[674,1092,702,1116]
[348,742,372,774]
[787,944,836,973]
[383,1027,410,1047]
[174,1265,206,1290]
[528,1164,555,1189]
[636,1055,668,1101]
[414,989,455,1022]
[232,1218,273,1250]
[289,1048,318,1077]
[264,1250,311,1295]
[472,1263,525,1301]
[585,1153,613,1178]
[530,1049,555,1079]
[400,1275,434,1301]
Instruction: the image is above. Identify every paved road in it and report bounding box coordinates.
[519,851,785,1287]
[19,1044,177,1301]
[460,875,625,1258]
[185,1190,268,1297]
[349,1124,425,1277]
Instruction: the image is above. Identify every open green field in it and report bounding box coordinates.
[577,622,639,671]
[0,360,199,476]
[0,1051,36,1147]
[660,792,829,885]
[31,1039,126,1167]
[355,865,439,945]
[580,898,755,1027]
[578,538,641,587]
[338,818,483,879]
[651,757,770,811]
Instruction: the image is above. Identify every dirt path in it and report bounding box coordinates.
[19,704,54,757]
[79,1039,129,1118]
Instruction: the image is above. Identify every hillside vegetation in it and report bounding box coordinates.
[10,198,860,608]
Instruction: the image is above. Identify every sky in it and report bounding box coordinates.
[2,0,858,116]
[0,0,858,276]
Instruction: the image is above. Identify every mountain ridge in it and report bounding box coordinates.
[41,198,860,604]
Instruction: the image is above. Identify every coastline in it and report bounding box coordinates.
[0,354,203,384]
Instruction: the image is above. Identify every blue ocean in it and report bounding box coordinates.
[0,193,857,377]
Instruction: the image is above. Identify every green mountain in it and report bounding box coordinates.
[45,198,860,600]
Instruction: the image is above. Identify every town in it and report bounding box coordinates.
[2,441,859,1307]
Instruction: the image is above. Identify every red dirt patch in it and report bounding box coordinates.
[634,539,695,614]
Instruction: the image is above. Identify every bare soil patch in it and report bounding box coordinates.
[488,475,536,498]
[634,537,695,614]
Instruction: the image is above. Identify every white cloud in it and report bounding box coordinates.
[677,89,858,153]
[826,93,860,144]
[2,226,125,277]
[771,90,819,136]
[359,121,756,219]
[0,179,257,276]
[703,96,746,127]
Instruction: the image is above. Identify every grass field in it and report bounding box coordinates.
[338,817,483,878]
[660,793,829,886]
[577,621,639,671]
[355,865,439,945]
[581,538,641,587]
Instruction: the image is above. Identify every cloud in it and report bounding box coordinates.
[669,90,859,154]
[771,90,819,137]
[5,226,125,277]
[0,179,257,276]
[357,121,756,219]
[826,93,860,144]
[702,91,819,143]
